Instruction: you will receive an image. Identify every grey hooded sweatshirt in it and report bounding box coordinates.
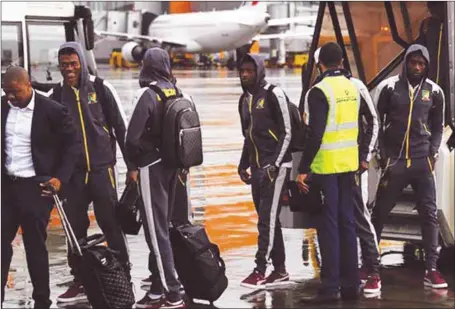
[126,48,183,169]
[374,44,445,161]
[49,42,131,171]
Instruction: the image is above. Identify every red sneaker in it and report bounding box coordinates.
[160,299,185,309]
[240,269,266,289]
[56,284,87,303]
[265,271,290,287]
[363,274,381,293]
[424,270,448,289]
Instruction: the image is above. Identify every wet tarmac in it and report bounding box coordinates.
[3,67,454,308]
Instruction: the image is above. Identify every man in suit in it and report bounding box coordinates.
[1,66,80,308]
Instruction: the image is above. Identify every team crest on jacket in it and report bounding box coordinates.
[421,90,430,102]
[88,92,97,104]
[256,98,265,109]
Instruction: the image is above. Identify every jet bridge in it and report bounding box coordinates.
[1,2,97,92]
[281,1,455,263]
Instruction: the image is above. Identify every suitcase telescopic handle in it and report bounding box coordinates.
[52,192,83,256]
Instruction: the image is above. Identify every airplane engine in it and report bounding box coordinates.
[121,41,145,63]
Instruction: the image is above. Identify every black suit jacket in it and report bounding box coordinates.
[1,92,81,184]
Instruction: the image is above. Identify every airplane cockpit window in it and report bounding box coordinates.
[1,23,24,74]
[27,23,66,85]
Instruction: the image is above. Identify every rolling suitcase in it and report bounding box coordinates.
[170,223,228,304]
[52,192,135,309]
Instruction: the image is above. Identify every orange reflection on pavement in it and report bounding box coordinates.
[203,201,258,253]
[192,163,259,253]
[7,274,14,289]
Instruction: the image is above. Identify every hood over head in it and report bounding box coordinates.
[139,48,174,87]
[239,53,267,93]
[58,42,89,87]
[402,44,430,81]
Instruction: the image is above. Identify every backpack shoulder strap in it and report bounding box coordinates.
[267,83,290,102]
[267,84,276,93]
[265,84,280,123]
[52,83,63,103]
[148,84,168,103]
[93,76,108,117]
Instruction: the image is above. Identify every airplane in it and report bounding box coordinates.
[94,1,318,64]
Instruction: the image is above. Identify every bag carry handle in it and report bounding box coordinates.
[51,189,83,256]
[79,233,106,250]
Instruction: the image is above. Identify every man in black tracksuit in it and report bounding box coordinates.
[311,51,381,292]
[135,55,192,290]
[237,54,293,289]
[48,42,134,303]
[372,44,447,289]
[125,48,186,309]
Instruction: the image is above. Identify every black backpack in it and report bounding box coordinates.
[267,85,306,152]
[149,84,203,169]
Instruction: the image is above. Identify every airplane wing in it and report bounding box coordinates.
[94,30,186,47]
[267,16,316,27]
[254,30,313,41]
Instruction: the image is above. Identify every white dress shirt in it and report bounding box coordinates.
[5,91,36,177]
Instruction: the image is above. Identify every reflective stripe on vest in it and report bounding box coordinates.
[311,75,360,174]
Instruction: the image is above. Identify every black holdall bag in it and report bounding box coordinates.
[149,84,203,169]
[52,191,135,309]
[117,181,142,235]
[169,223,228,304]
[287,178,323,213]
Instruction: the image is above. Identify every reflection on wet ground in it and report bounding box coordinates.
[3,67,454,308]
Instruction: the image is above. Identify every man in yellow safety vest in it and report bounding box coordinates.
[297,42,364,303]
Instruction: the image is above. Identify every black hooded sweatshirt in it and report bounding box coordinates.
[374,44,445,161]
[125,48,193,169]
[238,54,292,171]
[49,42,131,171]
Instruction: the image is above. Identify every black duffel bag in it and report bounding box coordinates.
[170,223,228,304]
[117,181,142,235]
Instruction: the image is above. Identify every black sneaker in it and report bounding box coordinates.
[135,293,164,309]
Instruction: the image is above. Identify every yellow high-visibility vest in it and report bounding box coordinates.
[310,75,360,174]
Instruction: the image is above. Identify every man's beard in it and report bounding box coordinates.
[408,72,423,85]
